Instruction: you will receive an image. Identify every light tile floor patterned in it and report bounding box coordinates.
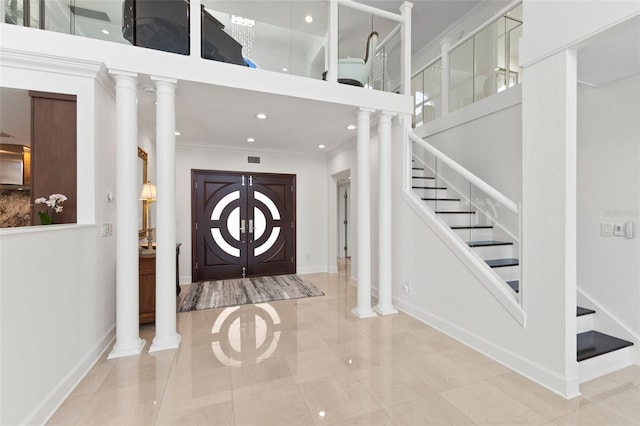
[48,264,640,425]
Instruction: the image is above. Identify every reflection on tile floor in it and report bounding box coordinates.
[48,263,640,425]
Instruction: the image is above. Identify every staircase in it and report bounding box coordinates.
[412,161,635,382]
[411,163,520,294]
[576,306,634,383]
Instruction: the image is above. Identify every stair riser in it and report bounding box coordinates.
[577,314,594,334]
[578,345,634,383]
[471,245,515,260]
[490,265,520,281]
[437,213,477,227]
[413,188,448,198]
[411,169,431,178]
[422,199,461,212]
[453,228,493,240]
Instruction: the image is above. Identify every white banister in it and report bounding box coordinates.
[408,131,519,214]
[336,0,405,22]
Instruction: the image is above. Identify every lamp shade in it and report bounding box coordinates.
[139,181,157,201]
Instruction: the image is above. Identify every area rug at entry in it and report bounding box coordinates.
[179,274,324,311]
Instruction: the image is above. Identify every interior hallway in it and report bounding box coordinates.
[48,263,640,425]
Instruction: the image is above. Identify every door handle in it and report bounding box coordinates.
[240,219,246,234]
[249,219,254,233]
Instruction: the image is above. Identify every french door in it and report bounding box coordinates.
[192,170,296,281]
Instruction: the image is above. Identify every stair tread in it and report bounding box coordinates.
[577,306,596,317]
[467,240,514,247]
[412,167,424,170]
[577,330,634,362]
[413,186,447,189]
[412,176,435,179]
[451,225,493,229]
[421,198,461,201]
[485,258,519,268]
[436,211,476,214]
[506,280,519,293]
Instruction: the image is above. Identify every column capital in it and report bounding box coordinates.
[379,111,397,119]
[151,75,178,85]
[109,69,138,79]
[359,107,377,114]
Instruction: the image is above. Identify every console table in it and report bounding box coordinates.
[139,244,181,324]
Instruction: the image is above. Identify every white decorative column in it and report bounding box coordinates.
[352,108,377,319]
[149,76,181,353]
[375,111,398,315]
[399,2,413,96]
[441,37,452,115]
[108,71,145,359]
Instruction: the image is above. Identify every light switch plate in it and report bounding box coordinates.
[601,223,613,237]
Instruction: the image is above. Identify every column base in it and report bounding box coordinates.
[374,305,399,315]
[351,307,377,319]
[107,338,146,359]
[149,333,181,353]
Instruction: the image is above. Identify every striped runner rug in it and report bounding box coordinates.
[179,274,324,312]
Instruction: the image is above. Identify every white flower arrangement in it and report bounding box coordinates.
[35,193,67,224]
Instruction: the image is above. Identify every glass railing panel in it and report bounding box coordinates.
[449,37,473,112]
[337,4,401,93]
[203,1,327,77]
[423,59,442,123]
[473,18,504,102]
[412,72,425,128]
[372,29,400,93]
[506,18,522,89]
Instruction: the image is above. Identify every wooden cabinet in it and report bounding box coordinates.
[138,244,181,324]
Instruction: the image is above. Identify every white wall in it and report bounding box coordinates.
[520,1,640,69]
[414,87,522,202]
[175,145,329,283]
[577,74,640,336]
[0,61,117,425]
[327,143,357,275]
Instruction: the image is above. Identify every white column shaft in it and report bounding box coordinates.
[375,112,398,315]
[109,72,145,359]
[353,108,376,319]
[150,77,181,352]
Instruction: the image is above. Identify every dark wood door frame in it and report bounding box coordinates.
[191,170,296,282]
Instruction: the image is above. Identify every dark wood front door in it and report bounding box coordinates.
[192,170,296,281]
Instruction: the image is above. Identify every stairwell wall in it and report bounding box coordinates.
[577,74,640,344]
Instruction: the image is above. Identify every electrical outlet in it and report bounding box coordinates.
[403,281,410,294]
[614,224,624,237]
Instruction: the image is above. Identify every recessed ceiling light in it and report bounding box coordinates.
[101,29,109,35]
[346,124,356,130]
[282,67,288,72]
[256,113,268,120]
[247,138,255,142]
[318,144,326,149]
[305,15,313,23]
[174,131,181,136]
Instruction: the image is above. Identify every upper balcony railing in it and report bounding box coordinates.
[2,0,412,96]
[412,2,522,127]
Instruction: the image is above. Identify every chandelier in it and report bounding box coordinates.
[231,15,255,58]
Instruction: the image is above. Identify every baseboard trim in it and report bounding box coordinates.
[28,326,116,426]
[393,296,580,399]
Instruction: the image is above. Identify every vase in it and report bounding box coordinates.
[38,211,53,225]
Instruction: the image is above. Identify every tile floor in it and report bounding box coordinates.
[48,265,640,425]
